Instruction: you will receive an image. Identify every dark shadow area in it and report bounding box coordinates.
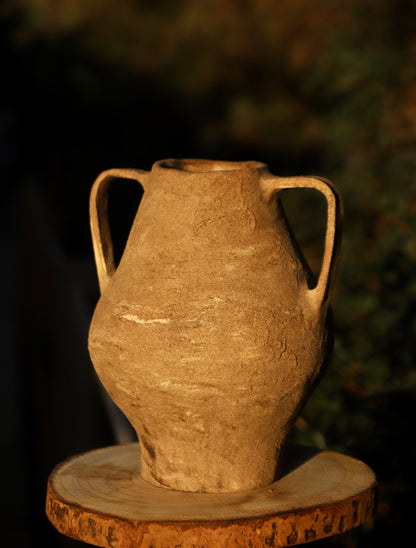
[281,444,323,478]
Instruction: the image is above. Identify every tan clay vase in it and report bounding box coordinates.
[88,159,343,493]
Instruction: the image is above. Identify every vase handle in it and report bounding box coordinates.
[260,175,343,310]
[89,168,150,294]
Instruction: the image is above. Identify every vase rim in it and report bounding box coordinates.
[155,158,267,174]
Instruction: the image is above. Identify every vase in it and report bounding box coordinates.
[88,159,343,493]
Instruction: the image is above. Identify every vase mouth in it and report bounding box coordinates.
[156,158,267,173]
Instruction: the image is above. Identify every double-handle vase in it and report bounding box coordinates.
[88,159,343,493]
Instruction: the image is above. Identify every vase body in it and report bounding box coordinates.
[88,159,343,493]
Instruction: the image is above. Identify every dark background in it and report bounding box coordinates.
[1,1,415,546]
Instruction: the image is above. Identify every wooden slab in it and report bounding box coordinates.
[46,443,377,547]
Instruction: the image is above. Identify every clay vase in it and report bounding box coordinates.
[88,159,343,493]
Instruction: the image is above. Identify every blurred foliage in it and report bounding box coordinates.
[2,0,416,546]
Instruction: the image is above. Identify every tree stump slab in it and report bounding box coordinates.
[46,443,376,547]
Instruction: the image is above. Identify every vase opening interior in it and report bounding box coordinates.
[159,159,265,173]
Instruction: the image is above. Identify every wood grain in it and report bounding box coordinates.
[46,443,376,547]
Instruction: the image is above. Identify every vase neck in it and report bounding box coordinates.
[148,159,270,205]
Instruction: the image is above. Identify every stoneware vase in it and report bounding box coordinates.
[88,159,343,493]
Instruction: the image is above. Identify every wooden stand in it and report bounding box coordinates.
[46,443,376,547]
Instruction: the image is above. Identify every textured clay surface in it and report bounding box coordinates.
[88,159,343,493]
